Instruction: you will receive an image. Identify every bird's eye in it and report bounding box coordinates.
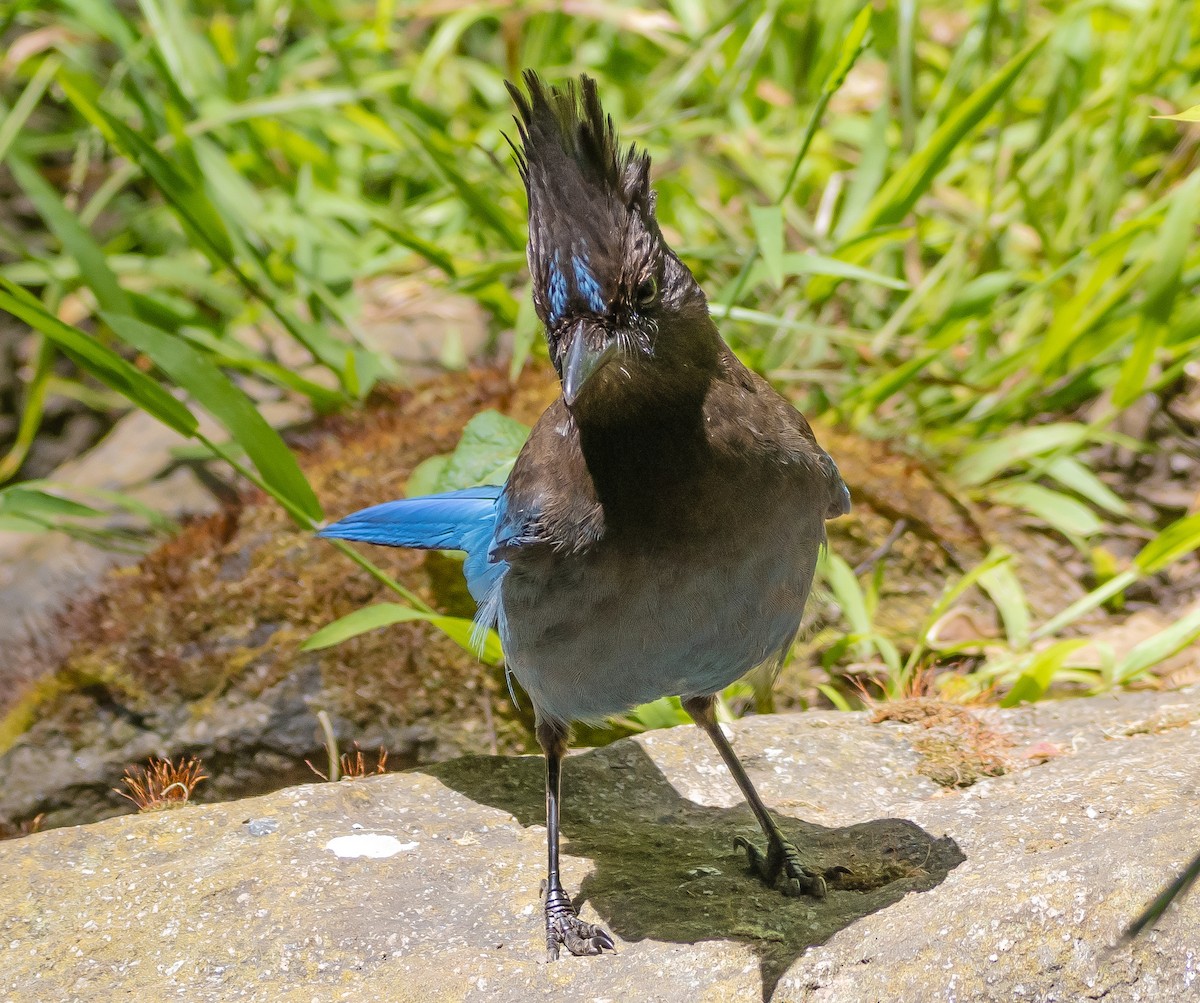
[636,276,658,308]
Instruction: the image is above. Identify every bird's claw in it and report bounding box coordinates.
[734,834,849,899]
[543,885,614,960]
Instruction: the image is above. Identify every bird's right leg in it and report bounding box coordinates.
[537,717,614,960]
[683,694,849,899]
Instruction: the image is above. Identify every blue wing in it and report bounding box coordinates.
[320,482,554,674]
[318,486,507,604]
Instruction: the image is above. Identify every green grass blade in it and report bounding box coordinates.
[859,34,1047,230]
[0,278,197,436]
[7,154,133,315]
[302,602,503,664]
[0,54,61,163]
[1114,606,1200,685]
[101,311,322,524]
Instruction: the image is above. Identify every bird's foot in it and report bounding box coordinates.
[542,882,614,960]
[734,834,850,899]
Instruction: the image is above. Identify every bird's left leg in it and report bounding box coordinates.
[536,717,615,960]
[682,694,849,899]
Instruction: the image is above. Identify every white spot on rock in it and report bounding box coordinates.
[325,834,418,859]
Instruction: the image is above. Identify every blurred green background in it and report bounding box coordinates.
[1,0,1198,719]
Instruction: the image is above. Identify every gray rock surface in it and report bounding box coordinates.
[2,688,1198,1002]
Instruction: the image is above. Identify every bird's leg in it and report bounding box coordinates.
[537,718,615,960]
[682,695,849,899]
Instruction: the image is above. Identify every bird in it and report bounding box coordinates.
[318,71,852,960]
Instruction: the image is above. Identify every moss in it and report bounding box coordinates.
[0,673,72,758]
[874,698,1010,788]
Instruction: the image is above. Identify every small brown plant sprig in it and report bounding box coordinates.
[306,743,389,782]
[116,756,209,811]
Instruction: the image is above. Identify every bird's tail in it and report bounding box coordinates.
[318,486,502,554]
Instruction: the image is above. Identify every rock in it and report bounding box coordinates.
[2,688,1197,1002]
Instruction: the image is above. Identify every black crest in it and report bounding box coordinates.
[505,71,652,218]
[506,72,663,335]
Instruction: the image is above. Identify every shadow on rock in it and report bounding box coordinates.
[422,741,964,1001]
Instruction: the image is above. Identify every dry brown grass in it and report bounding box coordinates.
[116,755,208,811]
[307,743,390,782]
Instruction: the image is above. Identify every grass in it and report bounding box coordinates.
[1,0,1199,711]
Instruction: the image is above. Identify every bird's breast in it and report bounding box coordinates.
[497,479,825,723]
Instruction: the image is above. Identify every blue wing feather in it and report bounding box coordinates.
[320,484,550,679]
[319,486,507,604]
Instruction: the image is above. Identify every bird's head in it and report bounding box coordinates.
[507,72,718,422]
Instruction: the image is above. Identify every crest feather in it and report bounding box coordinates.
[505,71,651,213]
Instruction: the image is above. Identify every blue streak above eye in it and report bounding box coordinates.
[572,255,605,314]
[548,251,568,325]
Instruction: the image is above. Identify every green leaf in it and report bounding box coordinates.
[436,411,531,491]
[850,34,1047,235]
[898,548,1011,692]
[390,106,523,250]
[1143,171,1200,322]
[0,278,197,437]
[21,479,176,533]
[952,423,1090,487]
[302,602,502,664]
[978,559,1031,650]
[177,327,346,412]
[1001,639,1091,706]
[628,696,691,731]
[835,99,890,240]
[1034,570,1138,641]
[1136,513,1200,574]
[57,70,235,263]
[0,514,46,533]
[746,252,910,291]
[1154,104,1200,122]
[1114,316,1165,409]
[1043,456,1130,517]
[509,282,540,380]
[1113,171,1200,407]
[826,5,874,95]
[1114,605,1200,684]
[944,271,1019,319]
[0,486,103,521]
[989,482,1106,539]
[820,550,871,636]
[0,54,60,164]
[406,454,450,498]
[7,154,132,315]
[1035,512,1200,641]
[749,205,785,288]
[100,312,322,523]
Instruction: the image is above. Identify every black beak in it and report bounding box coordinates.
[562,322,618,406]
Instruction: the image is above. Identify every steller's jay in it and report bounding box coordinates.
[319,71,852,959]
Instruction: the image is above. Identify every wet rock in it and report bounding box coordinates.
[1,688,1197,1001]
